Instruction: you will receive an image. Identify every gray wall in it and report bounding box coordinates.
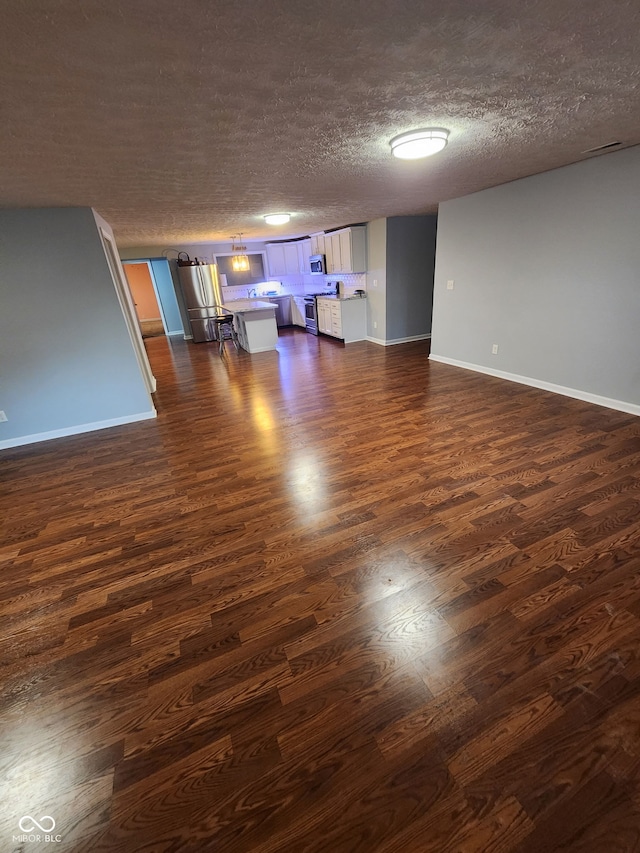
[431,145,640,411]
[386,215,437,341]
[0,208,156,448]
[365,216,437,344]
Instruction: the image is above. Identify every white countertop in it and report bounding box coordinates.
[223,299,277,313]
[315,294,367,301]
[224,294,366,309]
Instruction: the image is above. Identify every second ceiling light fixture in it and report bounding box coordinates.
[390,128,449,159]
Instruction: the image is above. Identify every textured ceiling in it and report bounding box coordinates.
[2,0,640,247]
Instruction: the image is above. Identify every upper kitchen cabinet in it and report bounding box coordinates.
[324,226,367,274]
[266,242,301,277]
[284,242,300,274]
[299,238,312,274]
[324,232,337,274]
[267,228,367,277]
[310,233,325,255]
[265,243,285,276]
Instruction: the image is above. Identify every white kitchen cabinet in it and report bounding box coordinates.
[267,241,309,277]
[269,228,366,278]
[324,232,341,274]
[339,230,352,271]
[266,243,287,277]
[317,297,342,336]
[283,243,299,274]
[323,237,333,274]
[310,233,325,255]
[316,296,367,343]
[329,302,342,337]
[317,298,332,335]
[299,238,312,273]
[320,226,367,273]
[291,295,306,327]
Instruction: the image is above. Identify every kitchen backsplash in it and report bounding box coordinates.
[326,273,367,296]
[222,272,366,301]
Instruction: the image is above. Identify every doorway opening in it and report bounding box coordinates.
[122,259,185,339]
[123,262,164,337]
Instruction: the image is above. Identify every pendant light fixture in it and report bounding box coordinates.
[230,234,250,272]
[390,128,449,159]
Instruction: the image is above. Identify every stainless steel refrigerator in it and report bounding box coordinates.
[177,262,225,343]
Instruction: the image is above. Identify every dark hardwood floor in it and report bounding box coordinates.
[2,328,640,852]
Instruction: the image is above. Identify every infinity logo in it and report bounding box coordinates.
[18,815,56,833]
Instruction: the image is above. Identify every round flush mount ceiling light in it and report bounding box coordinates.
[263,213,291,225]
[390,128,449,160]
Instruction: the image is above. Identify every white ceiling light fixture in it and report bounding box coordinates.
[263,213,291,225]
[390,128,449,160]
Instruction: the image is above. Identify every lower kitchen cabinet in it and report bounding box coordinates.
[316,297,366,343]
[317,299,331,335]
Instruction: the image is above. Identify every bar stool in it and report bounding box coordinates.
[211,309,239,355]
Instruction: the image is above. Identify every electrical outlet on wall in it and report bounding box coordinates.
[446,280,454,290]
[492,344,499,355]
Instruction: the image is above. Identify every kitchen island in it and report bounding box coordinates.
[223,299,278,353]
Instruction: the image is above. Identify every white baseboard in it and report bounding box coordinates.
[0,409,157,450]
[428,354,640,417]
[367,333,431,347]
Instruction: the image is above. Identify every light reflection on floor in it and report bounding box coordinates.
[1,715,111,846]
[147,328,358,523]
[285,452,326,514]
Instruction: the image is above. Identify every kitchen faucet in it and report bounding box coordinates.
[248,287,257,298]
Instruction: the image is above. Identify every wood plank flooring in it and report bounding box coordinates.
[2,328,640,852]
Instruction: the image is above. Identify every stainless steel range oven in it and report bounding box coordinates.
[304,296,318,335]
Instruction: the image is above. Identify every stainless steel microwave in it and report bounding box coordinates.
[309,254,326,274]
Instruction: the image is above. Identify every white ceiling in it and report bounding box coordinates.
[2,0,640,247]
